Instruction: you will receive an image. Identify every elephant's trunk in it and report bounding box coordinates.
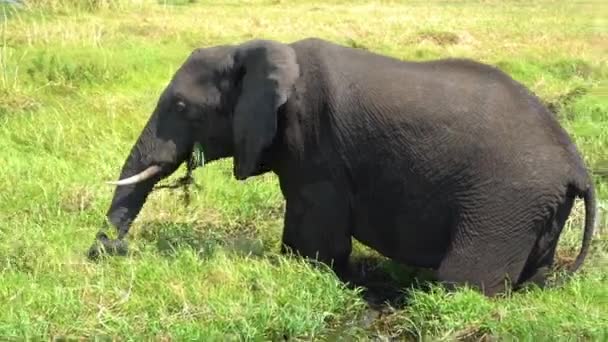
[105,144,163,240]
[87,144,161,259]
[103,111,182,240]
[88,118,186,260]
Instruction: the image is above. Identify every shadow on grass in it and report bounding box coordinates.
[138,220,267,260]
[135,219,596,307]
[137,220,437,310]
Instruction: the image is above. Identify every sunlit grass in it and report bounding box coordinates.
[0,0,606,339]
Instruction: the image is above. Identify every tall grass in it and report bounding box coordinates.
[20,0,132,12]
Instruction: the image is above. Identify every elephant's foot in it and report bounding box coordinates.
[87,232,129,260]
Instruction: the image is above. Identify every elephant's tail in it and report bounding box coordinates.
[570,180,597,273]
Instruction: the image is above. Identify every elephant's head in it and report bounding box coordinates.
[88,39,299,259]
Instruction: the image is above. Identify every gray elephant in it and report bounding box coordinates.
[88,37,596,296]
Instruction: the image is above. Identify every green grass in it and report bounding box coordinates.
[1,0,607,340]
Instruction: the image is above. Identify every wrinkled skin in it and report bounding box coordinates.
[88,38,596,296]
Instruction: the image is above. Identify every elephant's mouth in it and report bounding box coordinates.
[106,141,205,187]
[148,145,204,200]
[188,141,206,169]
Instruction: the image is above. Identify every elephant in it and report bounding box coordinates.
[88,37,596,296]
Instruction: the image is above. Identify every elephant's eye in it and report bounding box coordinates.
[176,100,187,112]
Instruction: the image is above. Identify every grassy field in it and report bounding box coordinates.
[1,0,607,340]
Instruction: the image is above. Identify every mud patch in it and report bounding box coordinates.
[139,220,266,259]
[344,255,436,309]
[323,255,438,340]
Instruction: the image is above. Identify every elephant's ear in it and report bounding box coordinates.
[231,40,299,180]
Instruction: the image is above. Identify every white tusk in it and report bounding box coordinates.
[106,165,162,186]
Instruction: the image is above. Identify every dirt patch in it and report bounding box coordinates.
[553,235,608,273]
[138,219,266,259]
[553,249,577,271]
[0,90,40,116]
[118,22,167,39]
[60,186,95,213]
[417,30,460,46]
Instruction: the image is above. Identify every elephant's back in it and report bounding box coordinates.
[290,37,584,189]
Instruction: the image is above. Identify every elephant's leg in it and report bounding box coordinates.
[281,181,352,276]
[517,196,574,289]
[436,207,540,296]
